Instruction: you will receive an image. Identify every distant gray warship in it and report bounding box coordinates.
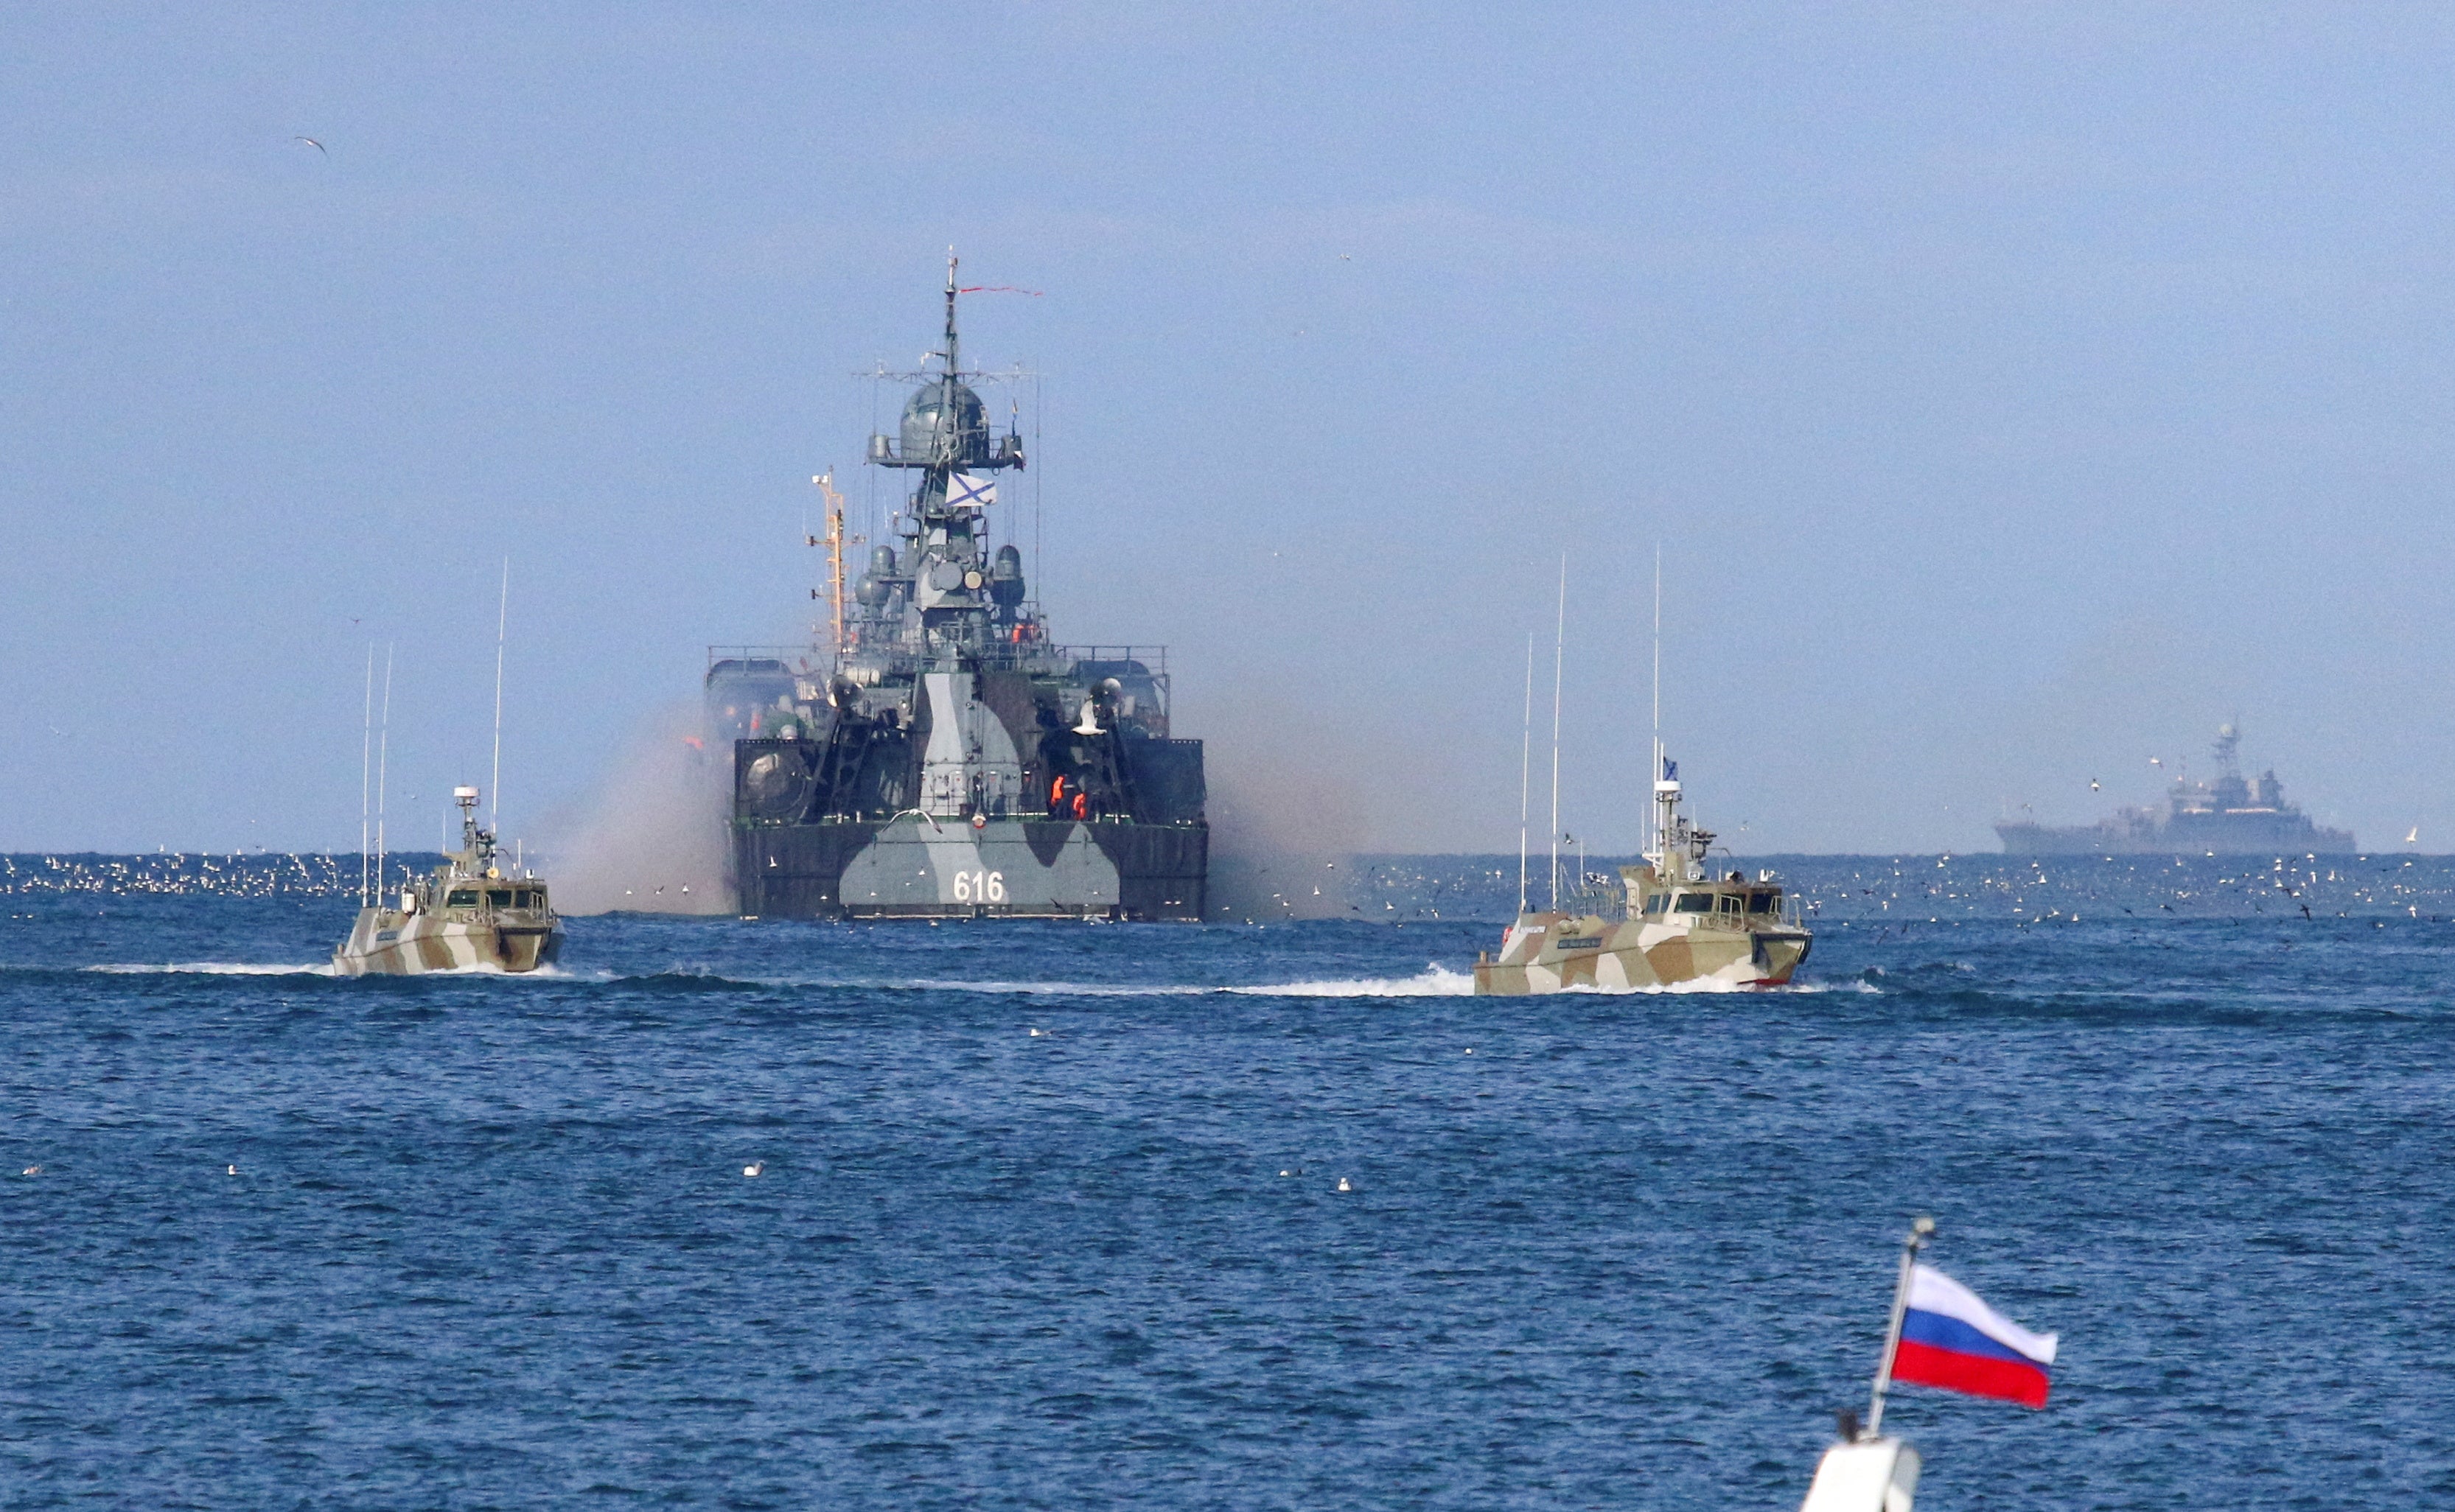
[705,259,1206,920]
[1997,724,2354,856]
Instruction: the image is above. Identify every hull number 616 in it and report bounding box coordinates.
[952,869,1006,903]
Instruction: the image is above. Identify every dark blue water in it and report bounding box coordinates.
[4,858,2451,1508]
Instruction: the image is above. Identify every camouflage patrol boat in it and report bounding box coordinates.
[1473,758,1810,993]
[705,259,1206,920]
[333,785,562,975]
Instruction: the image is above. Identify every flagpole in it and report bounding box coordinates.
[1865,1214,1935,1438]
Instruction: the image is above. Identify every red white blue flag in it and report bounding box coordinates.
[1892,1264,2058,1408]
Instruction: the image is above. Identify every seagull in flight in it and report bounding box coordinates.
[294,136,327,156]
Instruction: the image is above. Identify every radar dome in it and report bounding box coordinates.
[901,378,991,466]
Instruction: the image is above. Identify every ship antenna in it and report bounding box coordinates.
[1651,544,1661,864]
[1549,553,1565,910]
[375,643,394,903]
[1518,632,1534,914]
[359,643,373,907]
[490,558,508,838]
[943,248,960,379]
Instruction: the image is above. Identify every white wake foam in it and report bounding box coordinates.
[84,962,335,976]
[1228,965,1476,997]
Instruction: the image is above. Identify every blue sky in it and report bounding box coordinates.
[5,4,2453,853]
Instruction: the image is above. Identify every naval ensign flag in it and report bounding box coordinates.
[947,473,996,510]
[1890,1264,2058,1408]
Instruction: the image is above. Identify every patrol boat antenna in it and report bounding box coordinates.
[490,559,508,836]
[1517,632,1533,914]
[1649,544,1661,864]
[1548,555,1565,909]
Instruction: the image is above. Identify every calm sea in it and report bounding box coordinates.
[1,854,2448,1508]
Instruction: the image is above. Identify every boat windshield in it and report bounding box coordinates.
[447,889,479,907]
[1672,893,1714,914]
[488,889,514,908]
[1641,895,1666,916]
[1748,892,1778,914]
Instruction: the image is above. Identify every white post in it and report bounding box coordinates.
[1865,1215,1935,1437]
[359,645,374,907]
[1517,634,1533,914]
[1548,556,1565,909]
[490,559,509,836]
[1650,544,1660,868]
[375,645,394,904]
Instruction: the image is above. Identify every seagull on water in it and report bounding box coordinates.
[743,1161,764,1177]
[1335,1177,1352,1193]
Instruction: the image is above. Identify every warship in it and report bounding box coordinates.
[1997,723,2354,855]
[333,785,561,974]
[706,259,1207,920]
[1473,756,1811,993]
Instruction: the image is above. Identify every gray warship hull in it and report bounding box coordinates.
[736,813,1205,920]
[1996,814,2355,856]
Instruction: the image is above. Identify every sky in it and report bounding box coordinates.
[4,3,2454,855]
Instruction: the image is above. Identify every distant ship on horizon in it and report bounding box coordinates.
[1997,724,2356,856]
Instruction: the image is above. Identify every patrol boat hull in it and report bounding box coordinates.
[332,909,563,975]
[736,813,1206,920]
[1473,908,1809,994]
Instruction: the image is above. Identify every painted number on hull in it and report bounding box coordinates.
[952,869,1006,904]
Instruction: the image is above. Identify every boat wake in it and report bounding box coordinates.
[83,962,336,977]
[1226,965,1476,997]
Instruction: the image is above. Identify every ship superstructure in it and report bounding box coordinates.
[707,259,1207,920]
[1997,724,2353,855]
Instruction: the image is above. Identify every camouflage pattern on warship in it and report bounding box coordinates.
[1997,724,2354,856]
[1474,757,1811,994]
[706,260,1207,920]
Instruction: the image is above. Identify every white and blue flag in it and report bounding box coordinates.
[947,473,997,510]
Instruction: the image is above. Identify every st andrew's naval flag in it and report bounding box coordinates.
[1893,1264,2058,1408]
[947,472,996,510]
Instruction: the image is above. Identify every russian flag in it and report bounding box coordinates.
[1892,1264,2058,1408]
